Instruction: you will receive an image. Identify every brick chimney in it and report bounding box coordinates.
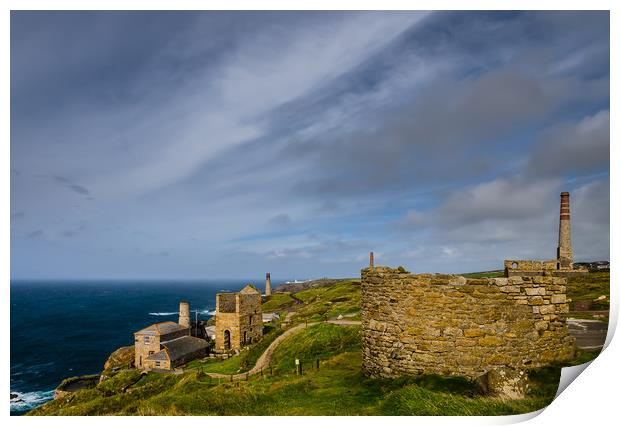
[369,252,374,269]
[557,192,573,269]
[265,272,272,297]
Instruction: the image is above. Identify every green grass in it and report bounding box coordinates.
[289,280,361,323]
[262,293,296,312]
[32,351,561,416]
[184,324,285,374]
[568,348,602,366]
[566,271,610,310]
[187,354,243,375]
[270,323,361,372]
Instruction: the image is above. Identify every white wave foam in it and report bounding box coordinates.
[10,390,54,412]
[149,309,215,316]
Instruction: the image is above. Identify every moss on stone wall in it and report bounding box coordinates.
[361,266,575,394]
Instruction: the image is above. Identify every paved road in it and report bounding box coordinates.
[567,319,609,350]
[205,320,361,380]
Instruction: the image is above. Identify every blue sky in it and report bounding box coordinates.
[10,11,609,279]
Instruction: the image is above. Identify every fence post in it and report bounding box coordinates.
[230,374,233,382]
[316,359,320,370]
[295,358,300,375]
[246,373,249,381]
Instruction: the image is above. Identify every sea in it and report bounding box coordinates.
[10,279,279,415]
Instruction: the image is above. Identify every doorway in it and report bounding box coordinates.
[224,330,231,350]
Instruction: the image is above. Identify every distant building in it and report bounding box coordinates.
[134,321,208,371]
[215,284,262,352]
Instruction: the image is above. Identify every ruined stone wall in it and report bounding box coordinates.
[361,267,575,381]
[238,293,263,345]
[504,259,588,278]
[217,293,237,313]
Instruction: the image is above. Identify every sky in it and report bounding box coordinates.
[10,11,610,280]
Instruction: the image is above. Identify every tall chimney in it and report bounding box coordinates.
[179,301,190,330]
[369,252,374,269]
[265,273,272,297]
[557,192,573,269]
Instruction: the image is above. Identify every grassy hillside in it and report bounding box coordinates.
[282,279,361,323]
[566,271,610,308]
[261,293,296,311]
[31,273,607,416]
[31,323,578,416]
[184,324,285,374]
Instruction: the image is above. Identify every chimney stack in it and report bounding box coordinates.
[179,301,190,330]
[265,273,272,297]
[557,192,573,269]
[369,252,374,269]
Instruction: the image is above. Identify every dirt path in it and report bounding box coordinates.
[205,320,360,380]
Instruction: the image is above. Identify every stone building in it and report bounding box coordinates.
[134,301,208,371]
[361,265,575,397]
[504,192,587,277]
[214,284,263,352]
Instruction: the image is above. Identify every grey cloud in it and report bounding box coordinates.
[269,213,291,226]
[570,179,610,262]
[61,224,86,238]
[27,229,44,239]
[528,110,609,177]
[53,175,71,184]
[285,67,605,199]
[435,178,561,228]
[68,184,90,196]
[50,175,93,196]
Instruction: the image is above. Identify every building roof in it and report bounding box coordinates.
[262,312,280,322]
[240,284,260,294]
[145,351,169,361]
[204,325,216,340]
[135,321,188,336]
[161,336,208,361]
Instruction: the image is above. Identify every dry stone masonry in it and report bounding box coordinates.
[361,266,575,397]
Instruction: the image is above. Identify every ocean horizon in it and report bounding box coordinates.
[10,278,288,415]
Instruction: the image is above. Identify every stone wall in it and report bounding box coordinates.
[218,293,237,313]
[134,334,161,369]
[215,311,240,351]
[504,259,588,277]
[238,293,263,345]
[361,267,575,386]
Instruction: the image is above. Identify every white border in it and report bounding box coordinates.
[3,2,616,425]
